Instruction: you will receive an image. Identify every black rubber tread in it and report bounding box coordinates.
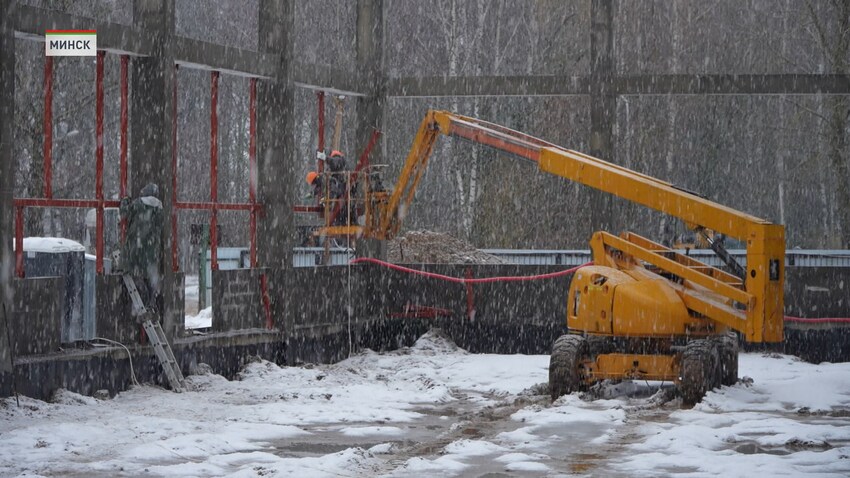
[679,339,720,405]
[712,331,739,386]
[549,334,589,400]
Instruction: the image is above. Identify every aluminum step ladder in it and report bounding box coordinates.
[121,274,187,392]
[141,318,187,392]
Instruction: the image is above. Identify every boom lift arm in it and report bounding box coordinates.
[340,110,784,345]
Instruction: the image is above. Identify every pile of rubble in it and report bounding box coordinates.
[387,230,504,264]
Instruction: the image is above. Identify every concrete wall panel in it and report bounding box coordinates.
[12,277,63,356]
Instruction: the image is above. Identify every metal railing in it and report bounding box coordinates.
[482,249,850,268]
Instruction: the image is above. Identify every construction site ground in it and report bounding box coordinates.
[2,329,849,477]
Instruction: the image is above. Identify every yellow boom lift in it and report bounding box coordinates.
[325,110,784,404]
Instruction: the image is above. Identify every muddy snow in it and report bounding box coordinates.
[1,330,849,477]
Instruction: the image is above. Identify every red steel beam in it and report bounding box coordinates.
[175,201,254,211]
[120,55,129,242]
[210,71,219,270]
[465,267,475,321]
[95,51,105,274]
[15,198,120,208]
[249,78,257,267]
[15,207,24,278]
[171,64,179,272]
[354,129,381,180]
[43,56,53,199]
[293,205,323,213]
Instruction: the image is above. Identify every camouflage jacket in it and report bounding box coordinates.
[119,195,164,276]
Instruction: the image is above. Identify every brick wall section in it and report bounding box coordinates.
[96,274,140,344]
[265,263,573,360]
[212,268,264,332]
[373,263,572,354]
[273,263,850,359]
[11,277,63,356]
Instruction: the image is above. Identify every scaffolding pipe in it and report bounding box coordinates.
[249,78,257,267]
[210,71,219,270]
[43,56,53,199]
[95,51,105,273]
[317,91,325,173]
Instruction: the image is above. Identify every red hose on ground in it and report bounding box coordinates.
[349,257,592,283]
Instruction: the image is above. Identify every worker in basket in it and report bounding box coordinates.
[307,150,356,226]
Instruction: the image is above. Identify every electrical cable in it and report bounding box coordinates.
[346,219,353,358]
[344,170,353,358]
[91,337,140,387]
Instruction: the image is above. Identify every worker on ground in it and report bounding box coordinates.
[119,182,164,321]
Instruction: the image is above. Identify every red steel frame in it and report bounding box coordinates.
[15,52,122,277]
[15,56,261,280]
[171,70,261,273]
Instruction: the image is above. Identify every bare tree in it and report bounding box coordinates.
[806,0,850,247]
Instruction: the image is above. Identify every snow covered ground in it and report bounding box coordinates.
[1,330,849,477]
[185,307,212,330]
[184,275,212,329]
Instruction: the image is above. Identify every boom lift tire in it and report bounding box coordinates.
[712,331,739,386]
[550,334,588,400]
[679,339,720,405]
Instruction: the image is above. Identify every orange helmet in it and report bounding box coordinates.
[330,150,344,158]
[306,171,319,185]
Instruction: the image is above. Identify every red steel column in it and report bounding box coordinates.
[260,273,272,329]
[15,207,24,278]
[95,51,105,273]
[119,55,129,242]
[171,64,179,272]
[210,71,219,270]
[249,78,257,267]
[465,267,475,321]
[43,56,53,198]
